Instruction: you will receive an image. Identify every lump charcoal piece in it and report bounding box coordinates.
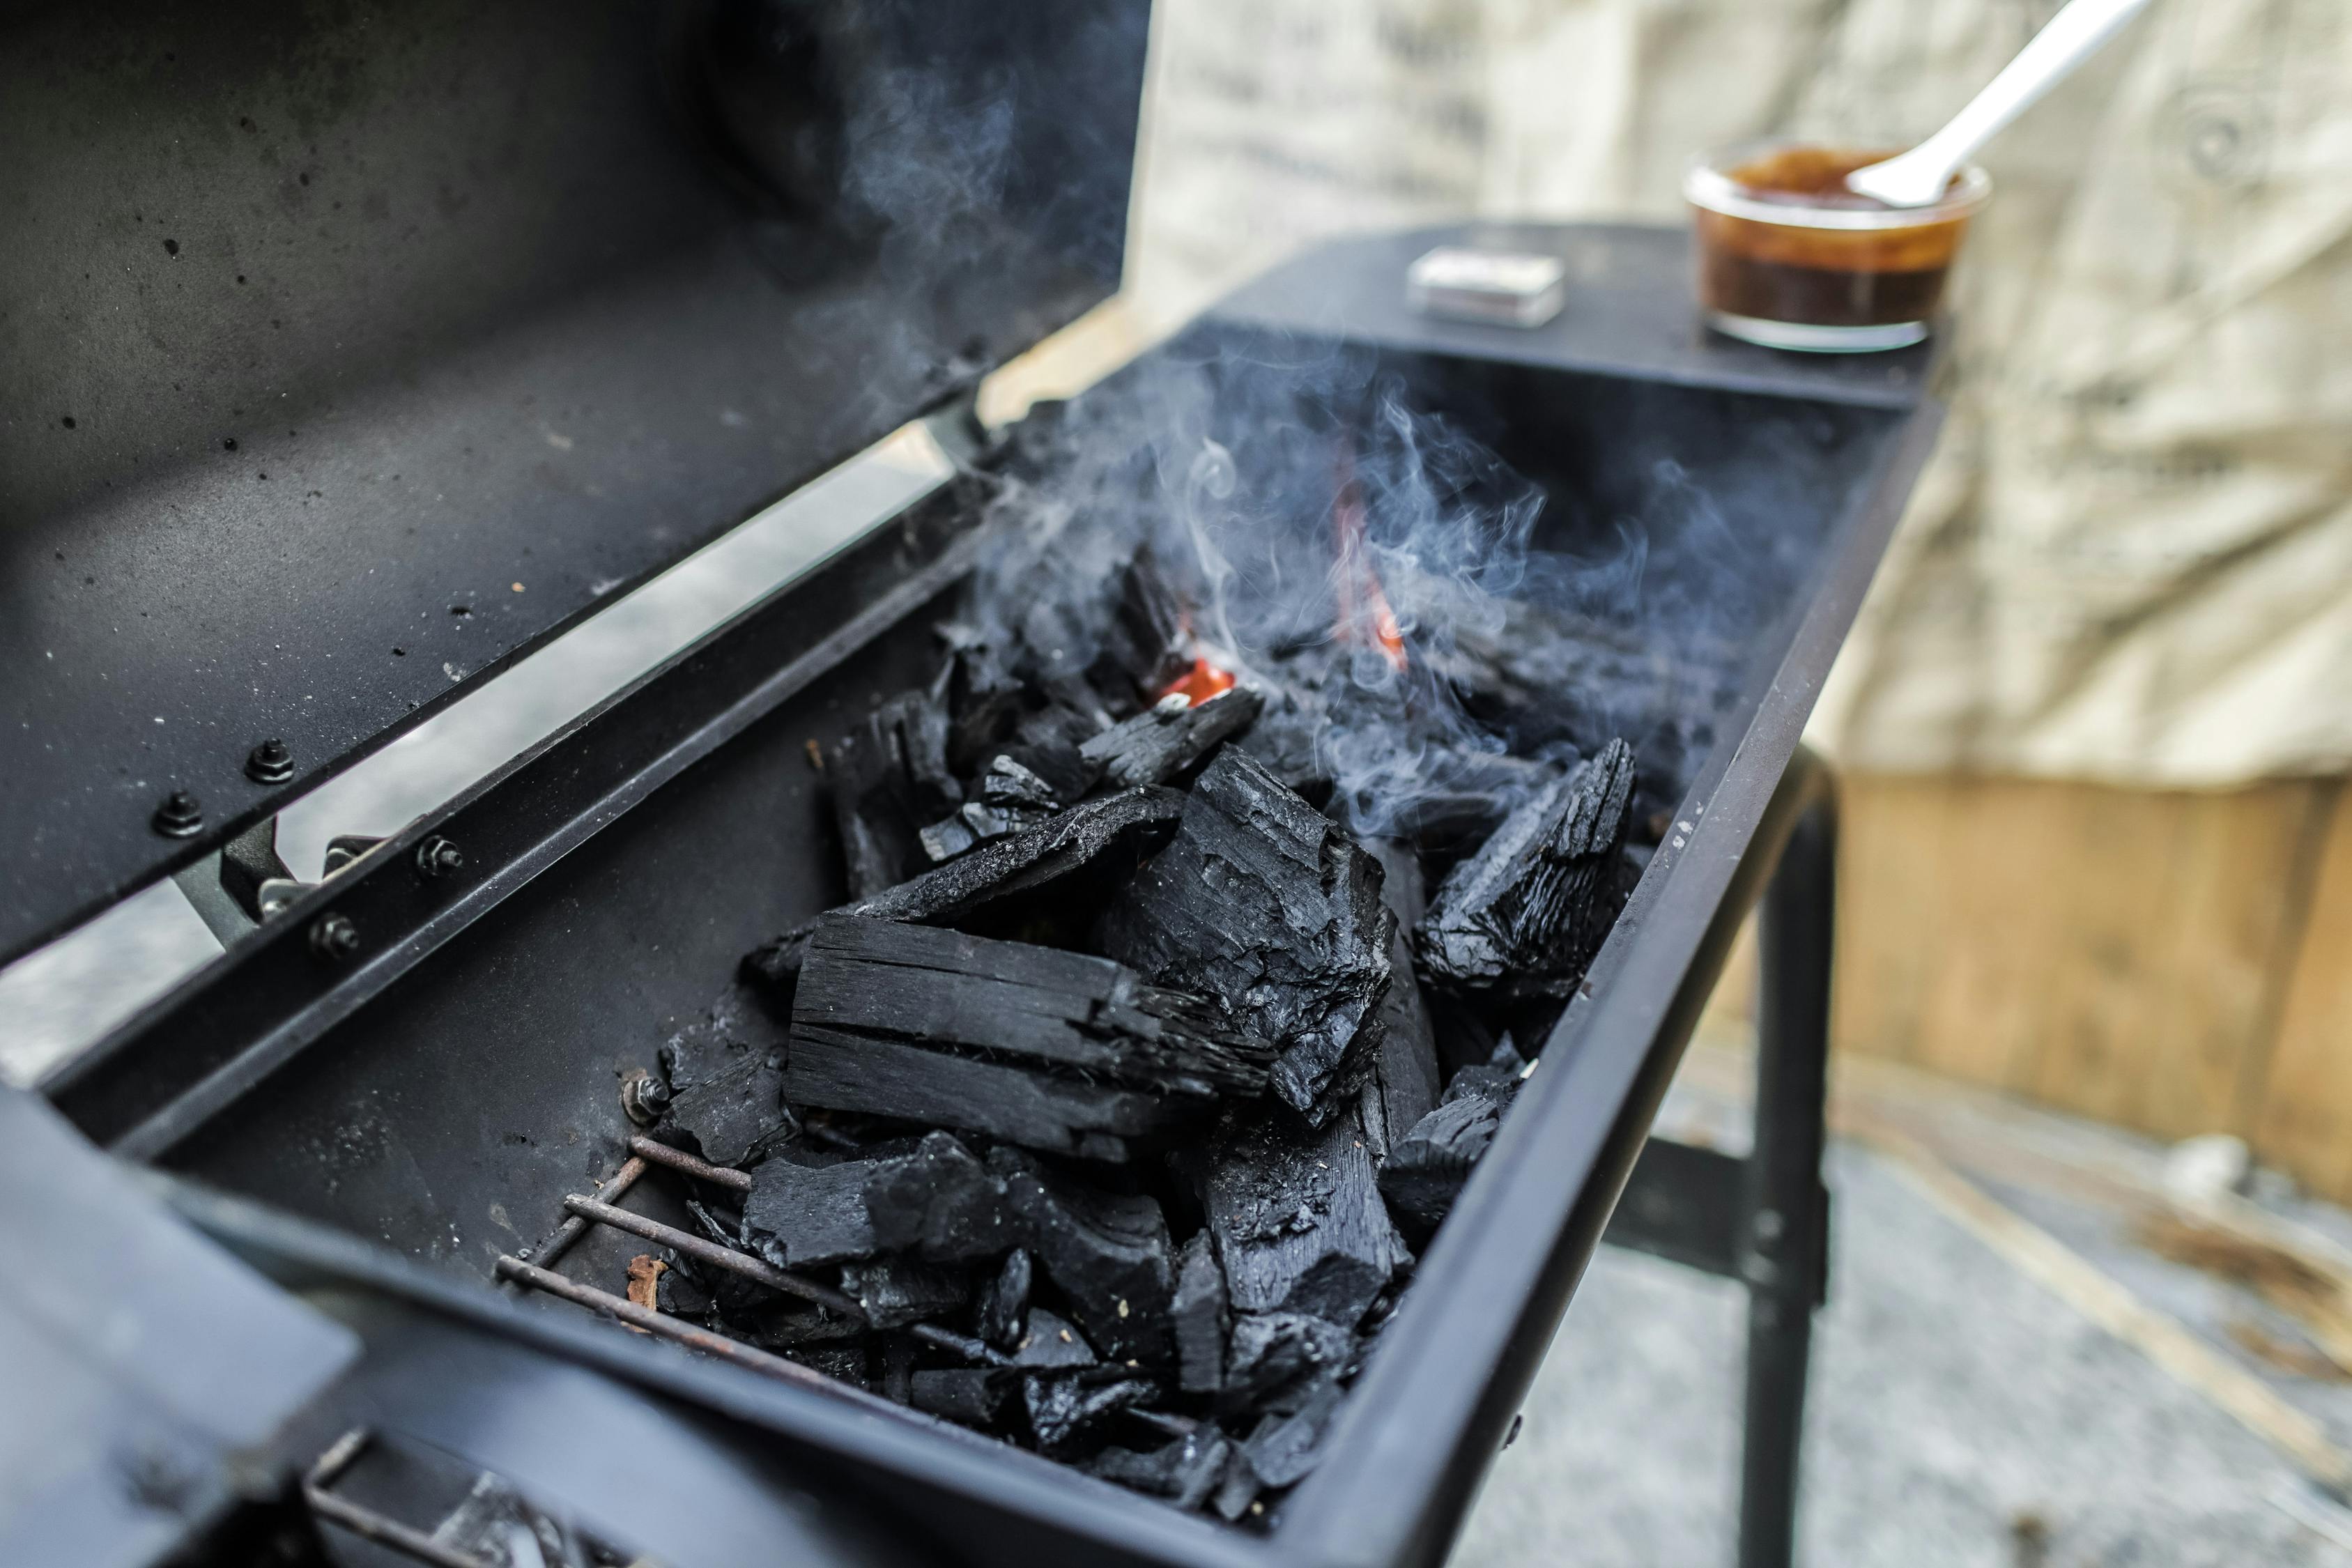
[1220,1313,1352,1415]
[744,1132,1010,1269]
[917,812,980,864]
[1090,544,1192,705]
[864,1132,1015,1261]
[918,798,1056,865]
[882,1336,918,1406]
[978,754,1065,810]
[1377,1070,1520,1241]
[1171,1232,1228,1396]
[828,689,964,899]
[1012,1307,1098,1369]
[975,1249,1032,1351]
[741,1156,874,1268]
[1023,1371,1160,1456]
[1416,739,1636,997]
[911,1367,1020,1430]
[743,787,1184,990]
[656,988,793,1168]
[1239,1373,1345,1489]
[993,1148,1177,1365]
[1192,1108,1406,1328]
[796,1344,875,1390]
[1365,839,1440,1154]
[1088,1428,1233,1510]
[1096,748,1392,1124]
[937,627,1025,774]
[1077,686,1264,791]
[741,1298,870,1348]
[1443,1036,1528,1105]
[654,1259,712,1319]
[840,1257,968,1329]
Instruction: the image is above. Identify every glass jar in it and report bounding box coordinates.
[1685,140,1991,352]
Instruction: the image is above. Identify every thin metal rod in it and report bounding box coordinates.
[629,1135,751,1192]
[301,1429,492,1568]
[525,1155,646,1276]
[496,1254,856,1397]
[560,1192,1009,1367]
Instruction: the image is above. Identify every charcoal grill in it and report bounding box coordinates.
[6,3,1944,1565]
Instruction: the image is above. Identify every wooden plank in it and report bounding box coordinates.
[2254,788,2352,1201]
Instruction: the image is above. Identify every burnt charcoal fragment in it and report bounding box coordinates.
[1023,1371,1160,1456]
[1377,1057,1522,1242]
[656,989,793,1168]
[744,787,1184,990]
[1171,1233,1228,1396]
[1089,544,1193,706]
[1096,749,1392,1123]
[1077,686,1264,791]
[828,689,963,898]
[1238,1373,1345,1488]
[974,1249,1032,1351]
[1364,839,1440,1155]
[1220,1312,1352,1415]
[1012,1307,1098,1369]
[1190,1109,1406,1328]
[1087,1427,1233,1510]
[1443,1036,1528,1105]
[993,1148,1177,1365]
[1415,738,1636,997]
[839,1257,968,1329]
[785,917,1274,1161]
[910,1367,1019,1429]
[742,1131,1010,1268]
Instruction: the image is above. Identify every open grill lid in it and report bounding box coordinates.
[0,0,1150,965]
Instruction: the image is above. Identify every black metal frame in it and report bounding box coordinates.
[1602,750,1835,1568]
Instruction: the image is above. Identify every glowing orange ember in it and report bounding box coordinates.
[1158,656,1236,707]
[1332,462,1410,673]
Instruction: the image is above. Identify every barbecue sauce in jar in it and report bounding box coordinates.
[1685,143,1988,351]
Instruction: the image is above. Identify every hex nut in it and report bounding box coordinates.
[415,836,466,879]
[152,790,204,838]
[245,738,295,785]
[309,912,361,962]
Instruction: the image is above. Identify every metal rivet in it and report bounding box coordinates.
[415,836,466,879]
[308,912,360,961]
[245,737,294,784]
[152,790,203,838]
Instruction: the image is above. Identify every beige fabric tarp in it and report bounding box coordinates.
[1128,0,2352,785]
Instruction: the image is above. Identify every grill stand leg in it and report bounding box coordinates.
[1736,760,1835,1568]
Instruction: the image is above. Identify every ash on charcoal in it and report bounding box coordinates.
[1416,738,1636,997]
[1187,1107,1407,1328]
[1077,685,1263,790]
[994,1148,1177,1365]
[741,1131,1009,1268]
[1087,1428,1233,1510]
[785,916,1275,1161]
[975,1249,1032,1351]
[911,1367,1019,1429]
[1096,749,1392,1123]
[656,987,794,1167]
[840,1257,968,1329]
[744,787,1183,990]
[1024,1370,1161,1456]
[827,688,963,898]
[1377,1048,1525,1243]
[1012,1307,1098,1369]
[1172,1233,1228,1395]
[1221,1312,1352,1415]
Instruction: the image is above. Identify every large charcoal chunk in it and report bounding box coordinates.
[742,1132,1009,1268]
[1363,839,1440,1155]
[1096,749,1393,1123]
[993,1149,1177,1366]
[656,987,792,1168]
[783,918,1275,1160]
[1171,1233,1227,1396]
[1416,739,1636,996]
[1192,1109,1406,1328]
[1077,686,1264,790]
[744,788,1184,990]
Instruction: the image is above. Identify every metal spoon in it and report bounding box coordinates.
[1845,0,2155,208]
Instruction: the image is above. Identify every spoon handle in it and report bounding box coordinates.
[1858,0,2153,201]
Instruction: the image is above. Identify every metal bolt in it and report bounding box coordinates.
[620,1069,670,1128]
[152,790,204,838]
[415,835,466,879]
[245,737,294,784]
[308,912,361,961]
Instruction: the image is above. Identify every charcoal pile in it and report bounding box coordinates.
[622,521,1649,1528]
